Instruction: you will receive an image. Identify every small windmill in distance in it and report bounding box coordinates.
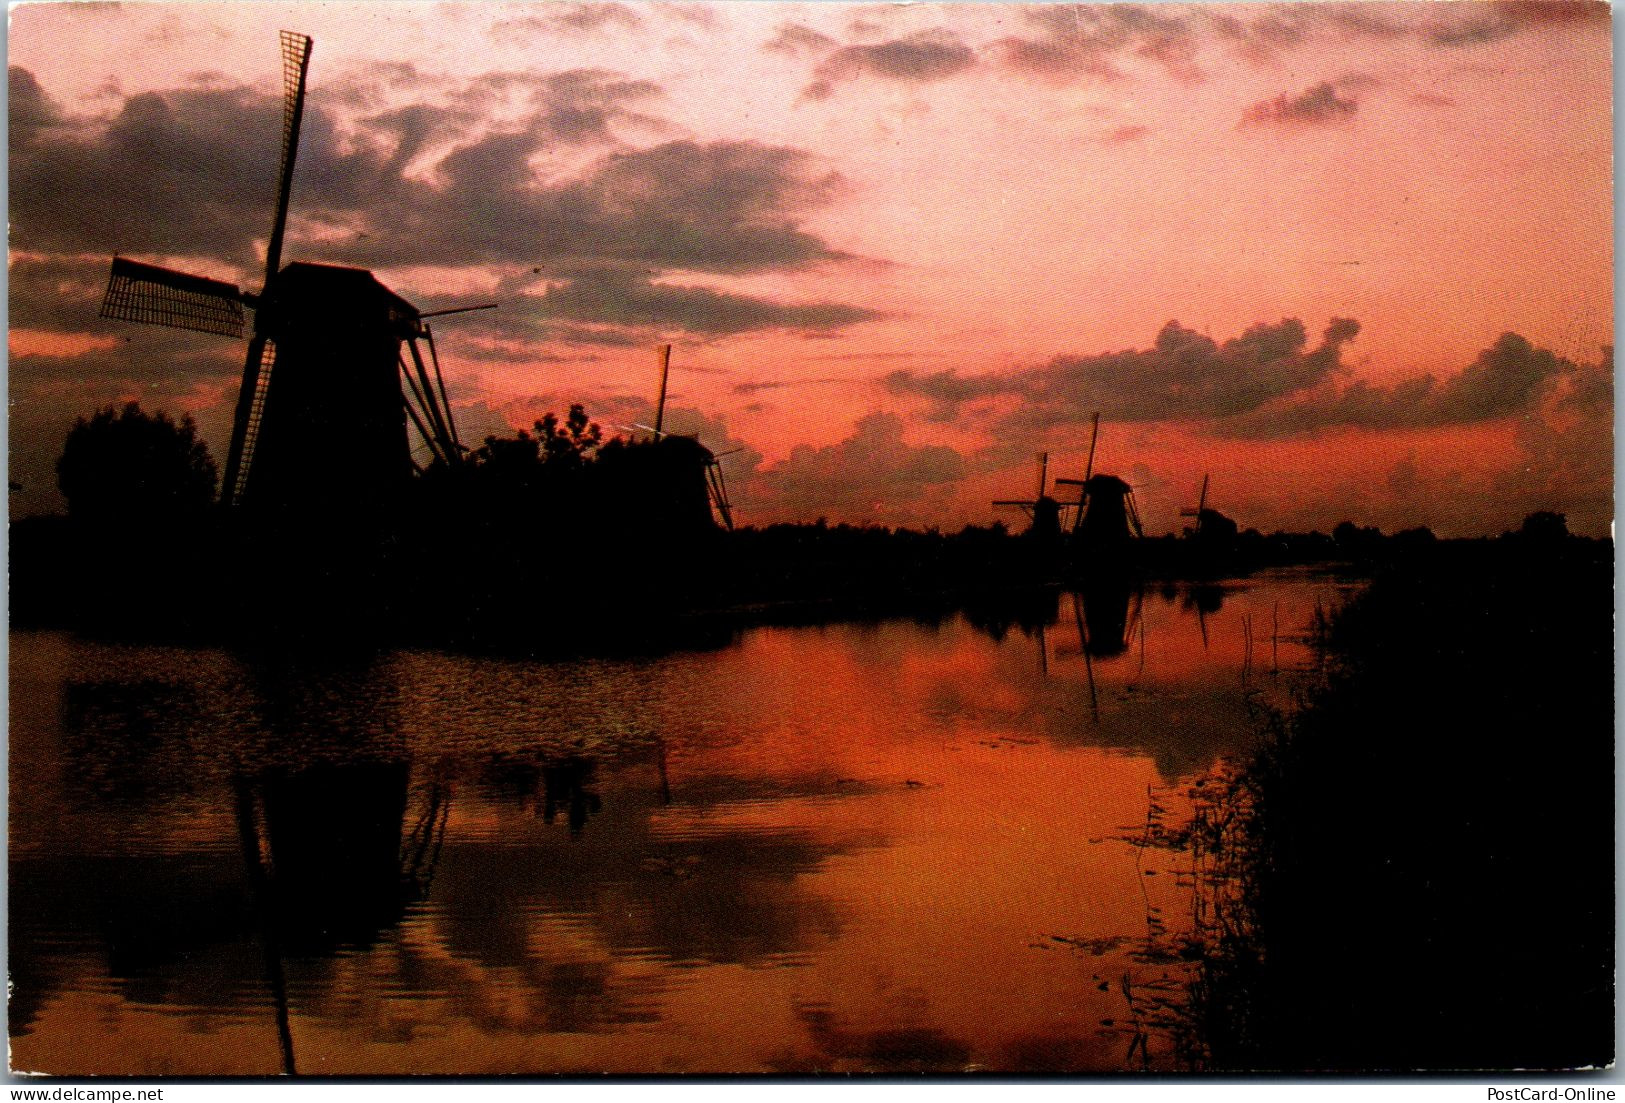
[631,343,736,531]
[993,451,1063,541]
[1053,412,1100,536]
[1180,474,1211,540]
[1181,473,1238,555]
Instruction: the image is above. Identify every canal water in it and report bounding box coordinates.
[9,571,1353,1075]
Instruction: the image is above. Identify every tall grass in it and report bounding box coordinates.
[1180,538,1614,1071]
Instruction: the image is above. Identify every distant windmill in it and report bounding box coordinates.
[634,343,737,530]
[993,451,1063,540]
[1053,412,1101,536]
[1180,473,1237,553]
[1180,474,1211,539]
[1055,414,1143,550]
[98,32,491,513]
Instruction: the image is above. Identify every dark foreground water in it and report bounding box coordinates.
[10,572,1352,1075]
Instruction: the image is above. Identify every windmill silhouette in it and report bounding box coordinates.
[993,451,1063,540]
[1180,474,1211,539]
[1053,412,1101,536]
[98,32,482,514]
[632,343,738,530]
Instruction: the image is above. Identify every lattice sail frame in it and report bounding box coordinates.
[277,32,312,205]
[99,257,246,338]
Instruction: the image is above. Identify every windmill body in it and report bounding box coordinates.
[637,345,736,531]
[246,263,418,515]
[1076,475,1139,551]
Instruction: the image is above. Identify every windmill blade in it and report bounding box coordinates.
[262,31,313,289]
[99,257,247,338]
[205,31,311,509]
[422,324,461,451]
[399,350,454,466]
[405,334,455,456]
[1125,490,1145,540]
[653,344,672,438]
[401,389,450,468]
[705,459,735,531]
[222,335,278,505]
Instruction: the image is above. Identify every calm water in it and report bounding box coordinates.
[10,572,1353,1075]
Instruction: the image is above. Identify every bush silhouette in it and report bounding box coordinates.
[57,402,217,520]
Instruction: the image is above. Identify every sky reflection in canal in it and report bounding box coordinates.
[10,571,1352,1074]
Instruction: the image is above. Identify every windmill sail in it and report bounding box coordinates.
[221,30,313,506]
[263,31,313,287]
[99,258,246,338]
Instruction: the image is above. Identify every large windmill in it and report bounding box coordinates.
[98,32,470,515]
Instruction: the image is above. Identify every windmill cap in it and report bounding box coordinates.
[264,262,421,334]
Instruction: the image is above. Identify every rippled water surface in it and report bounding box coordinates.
[10,572,1353,1074]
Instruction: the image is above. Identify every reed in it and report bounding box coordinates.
[1177,537,1614,1071]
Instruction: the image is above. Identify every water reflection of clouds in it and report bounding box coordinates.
[14,645,879,1070]
[11,578,1355,1072]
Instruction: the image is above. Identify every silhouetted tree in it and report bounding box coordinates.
[472,405,603,482]
[1391,525,1438,553]
[1332,520,1383,557]
[537,404,602,471]
[1517,510,1569,543]
[474,428,541,474]
[56,402,217,520]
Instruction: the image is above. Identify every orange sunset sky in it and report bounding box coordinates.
[8,2,1614,536]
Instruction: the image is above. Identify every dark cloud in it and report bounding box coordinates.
[886,318,1361,428]
[881,367,1013,421]
[521,268,884,338]
[657,4,724,31]
[430,69,667,145]
[994,5,1202,84]
[753,412,968,521]
[731,378,844,396]
[1219,333,1593,438]
[1425,0,1606,47]
[10,340,239,398]
[316,135,856,277]
[765,22,838,58]
[10,254,120,334]
[804,29,977,100]
[10,66,60,132]
[491,4,643,42]
[994,4,1603,84]
[12,68,860,295]
[526,69,667,144]
[10,74,285,265]
[1240,82,1359,127]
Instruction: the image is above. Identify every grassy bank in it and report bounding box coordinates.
[1185,535,1614,1071]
